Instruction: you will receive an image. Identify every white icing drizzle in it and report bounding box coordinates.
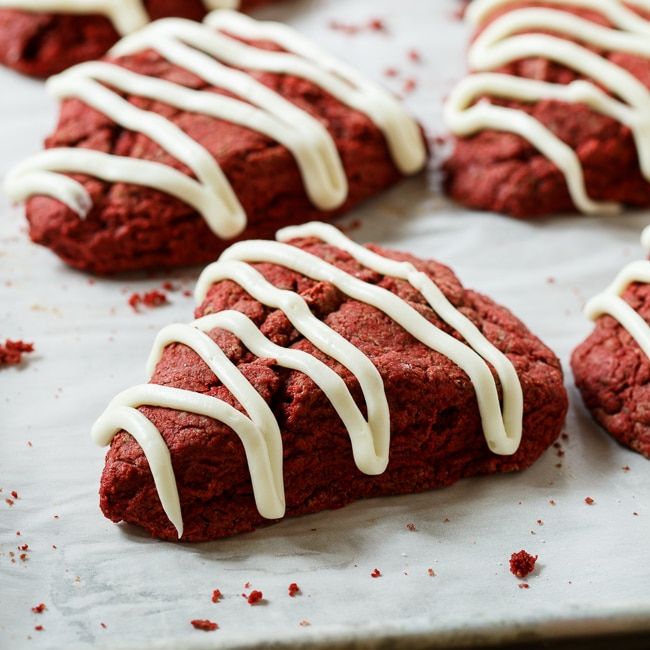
[445,0,650,215]
[3,11,425,240]
[0,0,240,36]
[584,225,650,358]
[92,222,523,538]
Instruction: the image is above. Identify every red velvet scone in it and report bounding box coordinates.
[443,0,650,218]
[4,11,427,274]
[93,222,568,542]
[0,0,276,77]
[572,226,650,458]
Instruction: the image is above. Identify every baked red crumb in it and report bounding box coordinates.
[585,497,595,505]
[509,550,538,579]
[100,623,107,629]
[288,583,300,597]
[34,626,44,632]
[406,523,417,532]
[246,590,264,605]
[10,491,18,499]
[299,620,311,627]
[128,290,168,311]
[427,568,436,577]
[0,340,34,367]
[190,619,218,632]
[408,49,422,63]
[518,583,530,589]
[5,498,14,506]
[403,78,418,94]
[31,604,46,614]
[370,568,382,578]
[211,589,222,603]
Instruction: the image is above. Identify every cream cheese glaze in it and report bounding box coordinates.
[0,0,240,35]
[3,10,426,240]
[444,0,650,215]
[585,225,650,359]
[92,222,524,538]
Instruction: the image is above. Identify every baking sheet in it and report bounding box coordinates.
[2,0,650,648]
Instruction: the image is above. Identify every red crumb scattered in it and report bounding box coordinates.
[368,18,387,32]
[31,604,46,614]
[585,497,595,505]
[128,290,168,311]
[518,583,530,590]
[384,67,399,78]
[10,490,18,499]
[299,620,311,627]
[408,49,422,63]
[52,545,57,550]
[243,581,251,589]
[427,568,436,577]
[549,500,556,506]
[328,17,387,35]
[406,523,417,532]
[403,78,417,94]
[211,589,222,604]
[246,590,264,605]
[509,550,538,579]
[19,544,29,551]
[0,340,34,367]
[183,290,192,297]
[20,553,28,562]
[288,583,300,597]
[191,619,218,632]
[370,568,382,578]
[546,276,556,284]
[162,281,176,292]
[634,512,639,516]
[623,466,631,472]
[100,623,107,629]
[562,433,569,441]
[536,519,544,526]
[16,531,20,536]
[5,499,14,506]
[34,626,44,632]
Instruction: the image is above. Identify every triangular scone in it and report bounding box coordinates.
[94,222,568,542]
[573,226,650,458]
[444,0,650,218]
[5,11,427,274]
[0,0,276,77]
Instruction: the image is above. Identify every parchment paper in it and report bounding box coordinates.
[2,1,650,648]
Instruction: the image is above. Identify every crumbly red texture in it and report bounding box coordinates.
[98,237,568,542]
[24,35,424,275]
[0,0,274,77]
[509,550,538,579]
[211,589,222,603]
[0,340,34,367]
[288,583,300,597]
[370,568,382,578]
[572,281,650,459]
[129,290,169,311]
[31,604,46,614]
[444,1,650,218]
[190,619,218,631]
[246,590,263,605]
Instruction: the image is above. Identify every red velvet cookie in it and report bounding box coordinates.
[5,12,427,274]
[444,1,650,218]
[572,228,650,458]
[0,0,274,77]
[94,223,568,542]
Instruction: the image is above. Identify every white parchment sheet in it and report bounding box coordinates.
[1,1,650,648]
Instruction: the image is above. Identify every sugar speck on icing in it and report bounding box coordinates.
[585,225,650,359]
[3,11,425,240]
[92,222,523,538]
[445,0,650,215]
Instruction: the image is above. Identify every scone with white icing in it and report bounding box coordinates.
[573,226,650,459]
[4,11,427,274]
[94,222,568,542]
[0,0,277,77]
[444,0,650,218]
